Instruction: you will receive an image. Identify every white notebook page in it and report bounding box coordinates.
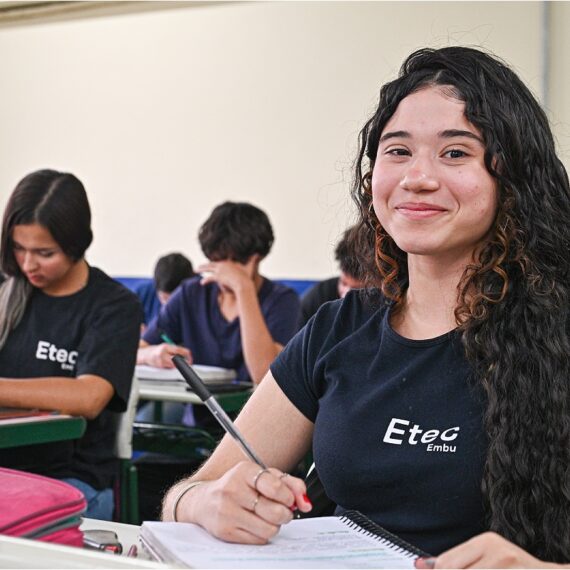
[135,364,236,383]
[140,516,417,569]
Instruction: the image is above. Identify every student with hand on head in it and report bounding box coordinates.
[0,169,142,520]
[161,47,570,568]
[299,224,372,327]
[137,201,301,418]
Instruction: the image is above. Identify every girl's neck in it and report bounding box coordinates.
[390,254,467,340]
[43,259,89,297]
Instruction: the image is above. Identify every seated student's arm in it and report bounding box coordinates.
[235,284,287,383]
[161,372,313,543]
[0,374,114,420]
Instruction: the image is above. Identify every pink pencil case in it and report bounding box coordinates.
[0,467,87,547]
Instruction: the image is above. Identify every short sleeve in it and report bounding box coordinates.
[271,291,378,423]
[76,291,142,411]
[271,320,319,422]
[270,296,346,422]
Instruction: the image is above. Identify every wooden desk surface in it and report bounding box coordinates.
[0,414,87,449]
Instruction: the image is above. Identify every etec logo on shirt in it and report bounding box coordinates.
[382,417,459,453]
[35,340,78,371]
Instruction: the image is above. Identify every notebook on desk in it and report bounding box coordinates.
[140,510,429,569]
[136,364,237,385]
[0,407,59,420]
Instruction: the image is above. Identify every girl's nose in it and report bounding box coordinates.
[400,159,440,192]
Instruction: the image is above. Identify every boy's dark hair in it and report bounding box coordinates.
[154,253,194,293]
[334,225,373,281]
[198,201,274,264]
[1,169,92,277]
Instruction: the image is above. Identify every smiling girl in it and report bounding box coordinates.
[161,47,570,568]
[0,169,142,520]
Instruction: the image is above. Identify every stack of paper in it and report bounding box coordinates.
[135,364,236,385]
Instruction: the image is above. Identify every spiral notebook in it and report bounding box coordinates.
[140,510,429,569]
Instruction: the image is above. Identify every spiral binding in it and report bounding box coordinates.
[339,510,430,559]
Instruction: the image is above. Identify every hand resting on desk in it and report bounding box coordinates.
[416,532,559,569]
[165,461,312,544]
[137,342,192,369]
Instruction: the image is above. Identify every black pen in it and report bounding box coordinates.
[172,355,267,468]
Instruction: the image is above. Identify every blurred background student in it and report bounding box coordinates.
[0,169,142,520]
[299,224,371,327]
[137,201,301,396]
[135,252,194,330]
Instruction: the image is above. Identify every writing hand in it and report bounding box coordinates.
[177,461,312,544]
[415,532,555,569]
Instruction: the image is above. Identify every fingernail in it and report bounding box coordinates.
[302,494,312,506]
[416,557,436,569]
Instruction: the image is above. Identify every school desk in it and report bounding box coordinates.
[0,414,86,449]
[0,526,166,568]
[138,380,252,413]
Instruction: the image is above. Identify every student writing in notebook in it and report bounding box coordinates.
[0,169,142,520]
[162,47,570,568]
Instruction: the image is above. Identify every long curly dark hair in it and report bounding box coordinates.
[352,46,570,562]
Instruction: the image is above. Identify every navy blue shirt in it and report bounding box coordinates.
[271,290,488,555]
[144,276,301,383]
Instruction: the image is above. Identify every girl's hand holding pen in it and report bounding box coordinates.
[176,461,312,544]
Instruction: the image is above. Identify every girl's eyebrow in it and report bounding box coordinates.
[379,129,483,143]
[13,242,58,253]
[439,129,483,142]
[379,130,409,143]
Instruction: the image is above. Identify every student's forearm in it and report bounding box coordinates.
[235,283,282,384]
[0,376,114,419]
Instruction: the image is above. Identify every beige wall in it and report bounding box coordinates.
[0,1,546,278]
[549,2,570,163]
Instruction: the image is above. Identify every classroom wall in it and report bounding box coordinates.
[549,2,570,161]
[0,2,550,278]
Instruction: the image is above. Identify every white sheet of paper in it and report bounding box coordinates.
[135,364,236,384]
[140,516,417,569]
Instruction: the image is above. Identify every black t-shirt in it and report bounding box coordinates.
[0,266,142,490]
[299,277,339,328]
[271,290,488,555]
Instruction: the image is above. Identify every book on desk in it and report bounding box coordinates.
[140,510,429,569]
[0,407,59,420]
[136,364,236,384]
[136,364,253,394]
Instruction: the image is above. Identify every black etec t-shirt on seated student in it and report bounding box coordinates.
[0,266,142,490]
[271,290,488,556]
